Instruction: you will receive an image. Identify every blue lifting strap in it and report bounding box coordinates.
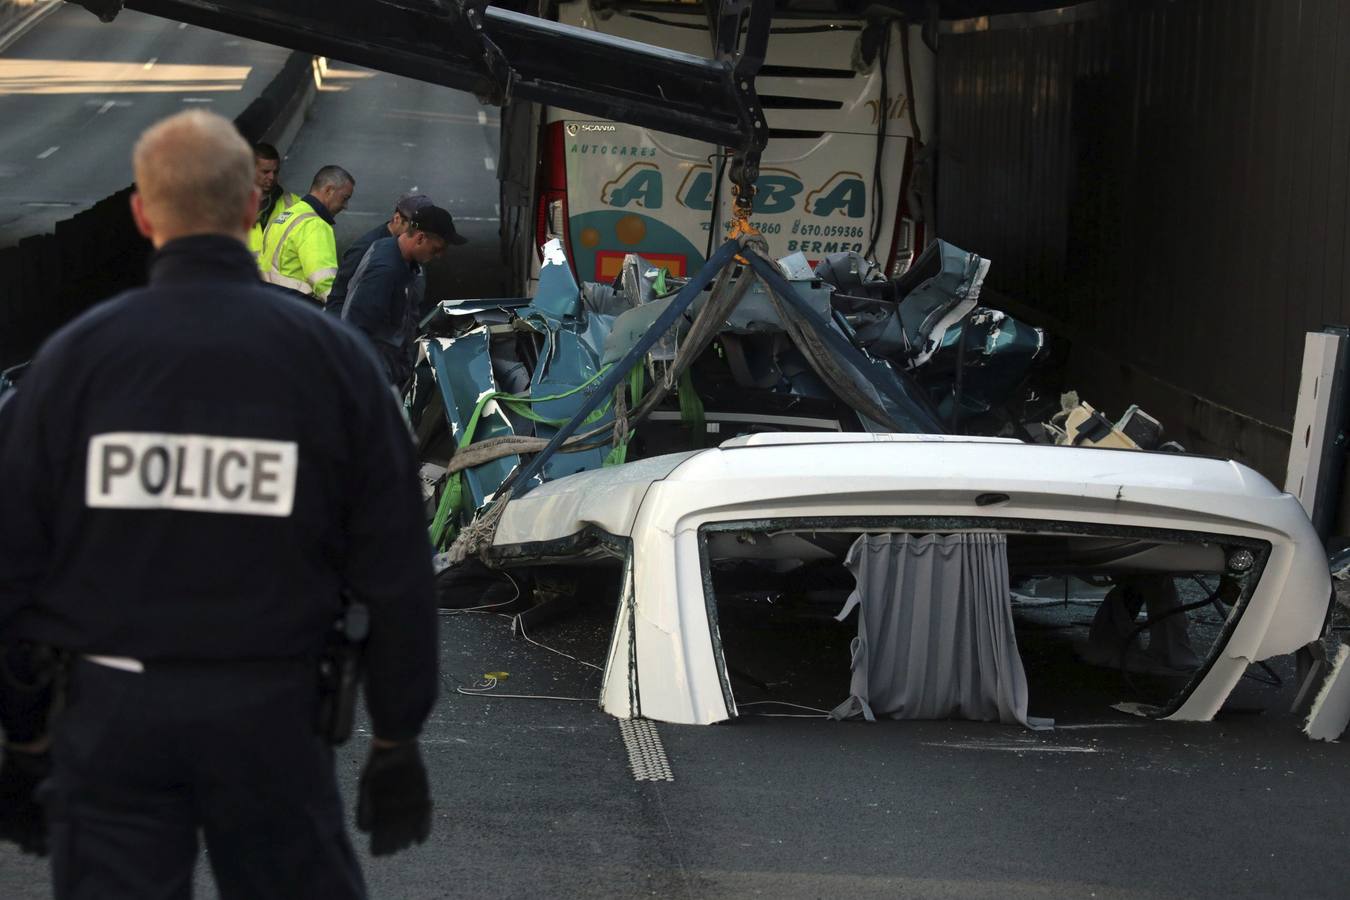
[742,250,945,435]
[503,238,946,500]
[504,238,743,497]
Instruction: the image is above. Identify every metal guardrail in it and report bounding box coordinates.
[0,1,56,48]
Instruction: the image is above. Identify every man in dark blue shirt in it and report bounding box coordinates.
[328,192,465,316]
[342,205,458,387]
[0,110,439,898]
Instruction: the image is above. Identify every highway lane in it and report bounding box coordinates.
[6,601,1349,900]
[0,2,290,247]
[277,60,506,301]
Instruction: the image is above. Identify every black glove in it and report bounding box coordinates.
[356,742,431,856]
[0,745,50,856]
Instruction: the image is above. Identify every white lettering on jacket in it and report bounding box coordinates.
[85,432,298,517]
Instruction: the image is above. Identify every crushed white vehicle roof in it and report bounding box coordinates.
[486,434,1330,726]
[419,240,1330,731]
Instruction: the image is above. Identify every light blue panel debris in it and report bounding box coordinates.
[530,239,583,323]
[426,331,520,511]
[892,240,990,367]
[529,330,614,480]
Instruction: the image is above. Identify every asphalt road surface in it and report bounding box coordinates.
[3,593,1349,899]
[0,2,290,247]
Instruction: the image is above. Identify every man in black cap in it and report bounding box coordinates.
[342,205,463,388]
[328,192,464,316]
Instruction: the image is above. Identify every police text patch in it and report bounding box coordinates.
[86,432,298,517]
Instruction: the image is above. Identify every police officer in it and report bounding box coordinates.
[0,372,53,859]
[0,110,438,898]
[260,164,355,306]
[247,142,301,263]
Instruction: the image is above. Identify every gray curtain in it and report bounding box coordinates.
[830,533,1047,728]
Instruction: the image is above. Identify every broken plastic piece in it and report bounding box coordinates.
[1051,399,1180,452]
[1304,643,1350,741]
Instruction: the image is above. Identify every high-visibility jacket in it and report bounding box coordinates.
[247,188,300,261]
[259,197,339,303]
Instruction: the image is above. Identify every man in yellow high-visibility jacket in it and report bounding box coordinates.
[260,165,355,306]
[247,142,301,262]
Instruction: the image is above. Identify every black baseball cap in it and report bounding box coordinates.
[410,205,468,246]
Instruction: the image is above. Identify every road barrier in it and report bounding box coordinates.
[0,52,324,369]
[0,1,57,53]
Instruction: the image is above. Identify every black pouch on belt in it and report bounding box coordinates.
[316,599,370,745]
[0,641,70,744]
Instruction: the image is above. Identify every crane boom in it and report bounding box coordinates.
[67,0,771,215]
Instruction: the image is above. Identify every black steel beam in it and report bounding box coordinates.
[67,0,767,153]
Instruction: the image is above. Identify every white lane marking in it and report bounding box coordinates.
[143,57,157,70]
[921,741,1100,754]
[410,185,419,192]
[483,156,495,172]
[181,98,213,104]
[36,146,59,160]
[477,110,487,125]
[178,22,187,30]
[402,142,416,148]
[97,100,116,114]
[618,719,673,782]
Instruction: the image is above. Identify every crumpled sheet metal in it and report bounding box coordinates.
[892,240,989,368]
[1304,643,1350,741]
[821,241,990,369]
[435,240,953,509]
[528,326,613,480]
[599,270,832,367]
[530,238,582,323]
[426,329,520,510]
[431,239,626,495]
[923,307,1045,419]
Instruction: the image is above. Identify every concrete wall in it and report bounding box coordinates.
[0,52,322,369]
[934,0,1350,483]
[0,1,53,43]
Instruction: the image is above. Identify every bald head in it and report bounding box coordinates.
[130,110,257,247]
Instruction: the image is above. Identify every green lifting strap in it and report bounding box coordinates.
[503,238,744,497]
[429,364,616,549]
[677,367,706,448]
[435,238,746,544]
[603,364,647,468]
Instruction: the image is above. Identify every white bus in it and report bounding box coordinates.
[499,0,935,292]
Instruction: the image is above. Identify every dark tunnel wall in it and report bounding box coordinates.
[0,52,315,371]
[935,0,1350,479]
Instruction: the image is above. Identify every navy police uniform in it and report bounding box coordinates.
[0,235,439,899]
